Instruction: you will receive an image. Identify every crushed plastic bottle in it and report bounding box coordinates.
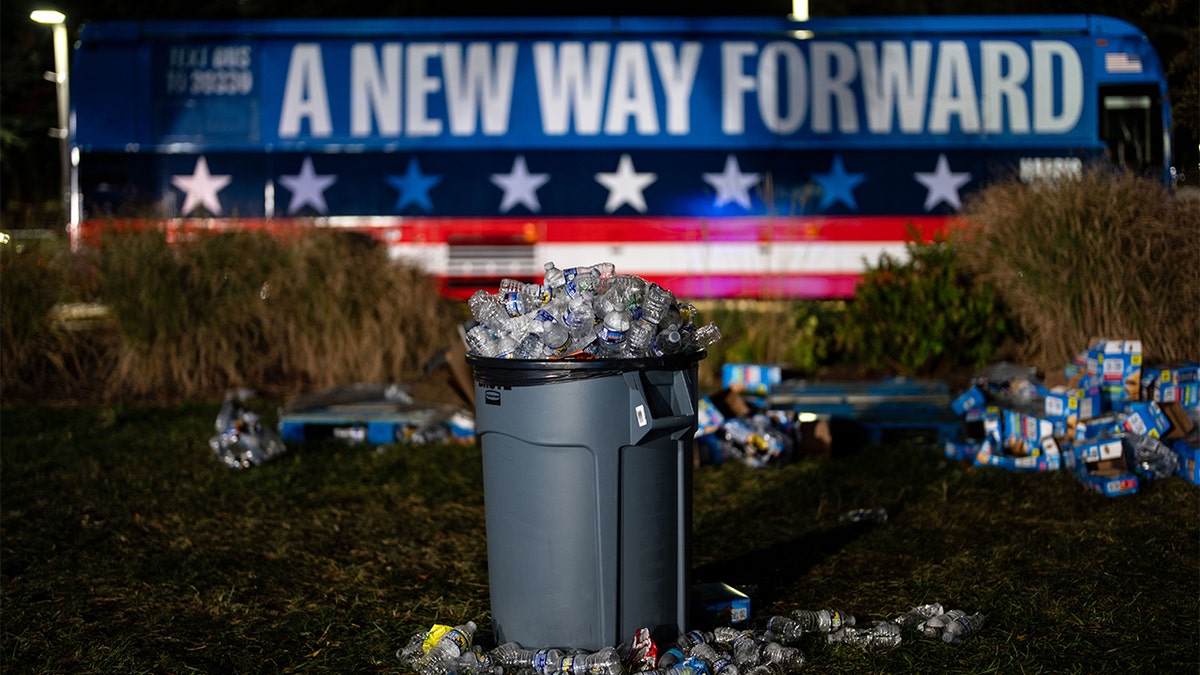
[416,621,478,675]
[766,608,854,644]
[657,630,713,668]
[689,642,739,675]
[556,646,623,675]
[209,389,287,469]
[1123,433,1180,481]
[491,642,564,674]
[940,612,985,644]
[838,507,889,525]
[918,609,963,639]
[891,603,944,630]
[827,621,902,649]
[758,643,805,673]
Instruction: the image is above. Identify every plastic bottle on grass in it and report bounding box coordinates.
[491,642,564,674]
[417,621,477,675]
[690,642,739,675]
[941,612,985,644]
[918,609,963,639]
[759,643,805,673]
[827,621,901,648]
[556,646,623,675]
[891,603,944,630]
[658,630,713,668]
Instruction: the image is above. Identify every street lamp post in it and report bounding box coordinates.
[30,9,76,244]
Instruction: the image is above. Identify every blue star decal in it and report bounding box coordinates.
[813,156,866,211]
[386,158,442,213]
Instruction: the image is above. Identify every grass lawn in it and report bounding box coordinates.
[2,401,1197,673]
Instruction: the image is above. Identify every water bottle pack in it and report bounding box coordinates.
[465,261,722,360]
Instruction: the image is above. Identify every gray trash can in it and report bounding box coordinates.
[468,352,704,651]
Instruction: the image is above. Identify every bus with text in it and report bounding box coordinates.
[69,14,1173,299]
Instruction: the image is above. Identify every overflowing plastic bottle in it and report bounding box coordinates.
[464,261,721,360]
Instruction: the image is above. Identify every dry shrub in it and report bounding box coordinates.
[96,226,460,401]
[957,168,1200,373]
[0,235,105,398]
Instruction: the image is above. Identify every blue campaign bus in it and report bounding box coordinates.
[69,14,1173,298]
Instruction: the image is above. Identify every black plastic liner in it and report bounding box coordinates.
[467,350,706,387]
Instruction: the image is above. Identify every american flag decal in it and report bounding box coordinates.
[1105,52,1143,74]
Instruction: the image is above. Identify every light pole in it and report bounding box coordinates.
[30,9,76,244]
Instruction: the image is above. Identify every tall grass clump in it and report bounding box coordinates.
[957,167,1200,372]
[0,234,104,398]
[94,226,460,401]
[833,228,1019,377]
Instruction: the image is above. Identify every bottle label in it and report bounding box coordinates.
[422,625,451,653]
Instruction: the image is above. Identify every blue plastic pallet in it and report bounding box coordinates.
[765,378,961,448]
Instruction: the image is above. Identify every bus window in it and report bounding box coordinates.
[1099,85,1164,175]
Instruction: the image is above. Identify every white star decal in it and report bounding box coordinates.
[702,154,761,210]
[595,154,657,214]
[490,155,550,213]
[171,156,231,216]
[914,154,972,211]
[279,156,337,215]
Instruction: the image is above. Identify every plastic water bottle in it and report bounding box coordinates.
[940,612,985,644]
[456,648,502,675]
[891,603,944,630]
[625,320,656,357]
[514,331,547,359]
[556,646,623,675]
[688,322,723,351]
[596,310,632,357]
[654,328,686,355]
[690,642,739,675]
[827,621,901,648]
[919,609,963,639]
[657,630,713,668]
[727,630,762,667]
[544,261,566,290]
[464,324,498,357]
[768,609,853,643]
[493,334,517,359]
[640,282,675,325]
[469,290,513,332]
[491,642,564,674]
[759,643,805,672]
[417,621,477,675]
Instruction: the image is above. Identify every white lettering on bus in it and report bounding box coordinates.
[279,43,332,137]
[1033,41,1083,133]
[349,42,517,138]
[276,37,1086,139]
[534,41,610,135]
[857,41,931,134]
